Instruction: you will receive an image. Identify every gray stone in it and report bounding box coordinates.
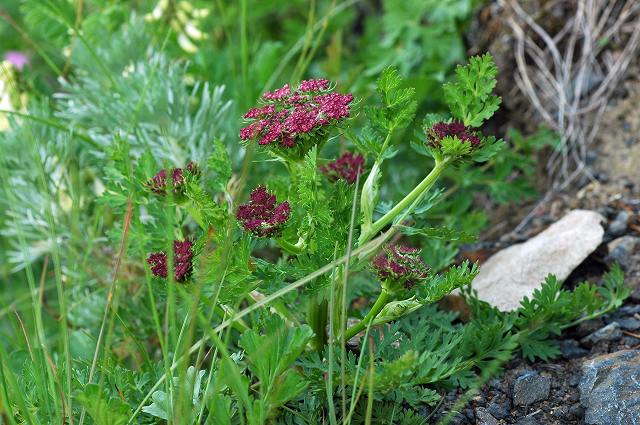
[576,318,605,337]
[607,220,627,237]
[515,415,539,425]
[605,236,640,269]
[569,403,585,418]
[552,405,569,418]
[580,322,622,347]
[579,350,640,424]
[568,374,581,387]
[616,211,631,223]
[471,210,605,311]
[618,317,640,331]
[486,398,510,419]
[475,407,499,425]
[463,408,474,421]
[488,378,505,393]
[512,371,551,406]
[618,305,640,316]
[560,339,589,359]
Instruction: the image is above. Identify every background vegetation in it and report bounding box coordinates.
[0,1,627,424]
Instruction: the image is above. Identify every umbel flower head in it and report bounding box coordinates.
[372,245,430,291]
[240,79,353,151]
[147,162,199,195]
[320,152,365,184]
[427,121,481,148]
[147,239,194,282]
[236,186,291,238]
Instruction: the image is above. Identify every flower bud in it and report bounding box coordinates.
[427,121,481,149]
[372,245,430,292]
[146,162,199,196]
[147,239,194,282]
[320,152,365,184]
[236,186,291,238]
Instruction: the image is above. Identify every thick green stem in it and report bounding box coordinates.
[359,158,449,245]
[308,297,328,351]
[343,290,389,341]
[276,236,306,255]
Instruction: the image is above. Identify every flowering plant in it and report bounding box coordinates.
[145,56,502,343]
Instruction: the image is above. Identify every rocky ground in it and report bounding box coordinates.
[425,41,640,425]
[426,197,640,425]
[406,2,640,422]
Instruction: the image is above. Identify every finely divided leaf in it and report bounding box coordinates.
[443,53,501,127]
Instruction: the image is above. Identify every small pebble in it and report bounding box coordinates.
[580,322,622,347]
[569,403,585,418]
[617,317,640,331]
[488,378,505,393]
[607,220,627,237]
[560,339,589,359]
[512,371,551,406]
[487,398,510,419]
[475,407,498,425]
[552,405,569,418]
[515,415,539,425]
[576,318,605,337]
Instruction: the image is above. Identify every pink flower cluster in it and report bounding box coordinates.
[372,245,430,289]
[320,152,365,184]
[236,186,291,238]
[147,162,199,195]
[147,239,194,282]
[428,121,481,147]
[240,79,353,148]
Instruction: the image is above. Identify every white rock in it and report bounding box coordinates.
[472,209,605,311]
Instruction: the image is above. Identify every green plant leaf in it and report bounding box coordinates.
[75,384,130,425]
[443,53,501,127]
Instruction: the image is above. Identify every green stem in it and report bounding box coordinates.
[215,305,250,333]
[359,158,449,245]
[276,237,306,255]
[343,290,389,341]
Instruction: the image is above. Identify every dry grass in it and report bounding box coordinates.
[497,0,640,230]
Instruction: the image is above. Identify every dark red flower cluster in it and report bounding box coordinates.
[147,239,194,282]
[147,162,198,195]
[372,245,430,289]
[298,79,329,92]
[240,79,353,149]
[428,121,481,147]
[236,186,291,238]
[320,152,365,184]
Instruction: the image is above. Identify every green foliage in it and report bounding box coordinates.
[0,2,627,424]
[513,265,629,361]
[207,139,233,193]
[236,317,314,422]
[443,53,502,127]
[142,366,206,421]
[368,66,417,132]
[76,384,131,425]
[464,266,630,363]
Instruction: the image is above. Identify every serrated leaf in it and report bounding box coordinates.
[369,66,417,131]
[420,260,479,303]
[239,317,314,413]
[471,135,505,162]
[207,139,232,192]
[76,384,130,425]
[443,53,501,127]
